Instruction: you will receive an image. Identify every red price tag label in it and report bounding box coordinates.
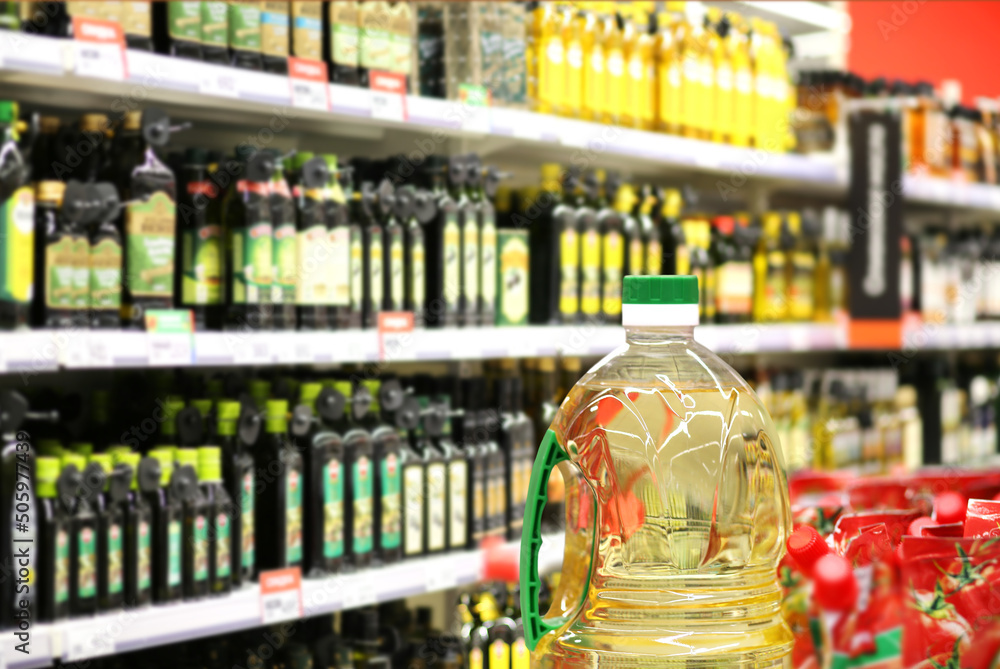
[71,16,126,80]
[259,567,303,625]
[369,70,408,123]
[288,57,330,111]
[378,311,415,362]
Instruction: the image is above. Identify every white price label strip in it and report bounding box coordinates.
[288,57,331,111]
[341,575,378,610]
[73,41,125,80]
[234,336,272,364]
[369,70,408,123]
[147,334,193,366]
[64,622,115,662]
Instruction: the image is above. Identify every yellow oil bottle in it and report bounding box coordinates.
[784,212,815,322]
[677,3,710,140]
[562,3,584,118]
[709,9,734,144]
[753,212,787,322]
[580,3,604,122]
[533,2,565,116]
[730,16,754,147]
[654,8,681,135]
[601,4,626,126]
[635,6,656,131]
[699,8,721,142]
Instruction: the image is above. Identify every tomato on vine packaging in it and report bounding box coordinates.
[901,537,1000,669]
[964,499,1000,539]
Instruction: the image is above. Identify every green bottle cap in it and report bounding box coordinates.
[88,453,113,475]
[118,452,141,490]
[162,396,185,435]
[290,151,315,171]
[321,154,338,171]
[265,400,289,433]
[197,447,222,483]
[217,400,241,437]
[108,446,132,462]
[38,439,64,457]
[299,383,322,410]
[622,275,699,305]
[176,448,199,469]
[191,399,213,418]
[148,449,174,487]
[62,453,87,473]
[250,380,272,408]
[71,442,94,456]
[0,101,18,125]
[36,457,59,498]
[330,380,352,398]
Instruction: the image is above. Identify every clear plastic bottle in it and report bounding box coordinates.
[520,275,792,668]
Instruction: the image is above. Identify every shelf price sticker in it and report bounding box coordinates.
[370,70,408,123]
[145,310,194,366]
[288,57,331,111]
[378,311,415,362]
[71,16,126,81]
[456,83,491,134]
[259,567,303,625]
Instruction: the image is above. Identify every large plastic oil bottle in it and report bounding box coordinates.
[520,275,792,667]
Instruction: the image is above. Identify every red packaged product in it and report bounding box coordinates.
[934,491,968,525]
[965,499,1000,539]
[923,522,964,538]
[833,511,921,554]
[790,470,853,506]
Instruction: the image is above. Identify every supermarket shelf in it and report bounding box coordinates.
[2,533,565,669]
[0,32,842,189]
[902,321,1000,351]
[904,175,1000,213]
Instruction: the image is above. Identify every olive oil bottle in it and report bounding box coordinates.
[470,160,498,327]
[256,399,304,571]
[577,170,602,323]
[325,1,361,86]
[197,446,232,596]
[528,164,579,324]
[289,153,331,331]
[399,396,426,560]
[176,449,209,600]
[432,393,467,553]
[451,379,486,549]
[452,155,480,327]
[330,379,374,568]
[155,2,202,60]
[601,175,628,322]
[423,156,461,327]
[322,154,353,329]
[224,149,274,331]
[37,456,70,622]
[397,185,433,325]
[178,148,222,331]
[39,180,88,329]
[378,180,406,314]
[145,449,183,603]
[216,400,258,585]
[30,179,59,327]
[0,102,34,330]
[228,1,263,70]
[117,453,154,608]
[59,454,97,617]
[290,2,322,61]
[753,212,788,322]
[88,183,123,329]
[414,397,447,556]
[469,593,517,669]
[268,152,297,330]
[360,379,402,565]
[201,2,230,65]
[259,2,289,74]
[86,454,126,611]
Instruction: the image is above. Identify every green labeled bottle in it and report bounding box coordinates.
[37,456,71,622]
[178,148,223,331]
[62,453,98,617]
[360,379,402,564]
[197,446,233,596]
[268,151,297,330]
[0,101,35,330]
[290,2,322,61]
[322,154,354,329]
[176,448,210,600]
[201,1,230,64]
[111,109,177,330]
[228,1,263,70]
[295,383,346,576]
[256,399,304,571]
[86,454,127,611]
[154,2,203,60]
[118,453,154,608]
[224,149,274,332]
[260,2,290,74]
[145,449,183,603]
[87,183,123,329]
[330,379,374,568]
[217,400,259,584]
[289,153,331,331]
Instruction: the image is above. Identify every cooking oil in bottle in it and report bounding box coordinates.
[534,3,564,116]
[754,212,787,322]
[580,4,603,121]
[601,8,625,126]
[562,5,584,119]
[654,7,680,134]
[729,16,753,147]
[520,275,792,667]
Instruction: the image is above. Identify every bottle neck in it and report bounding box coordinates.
[624,325,696,345]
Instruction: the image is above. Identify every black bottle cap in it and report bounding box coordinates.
[301,156,330,190]
[380,377,405,412]
[141,107,171,147]
[81,462,106,503]
[57,464,81,509]
[170,464,198,501]
[447,154,466,188]
[176,406,203,446]
[393,184,416,221]
[377,178,396,217]
[465,154,482,186]
[394,395,421,431]
[413,188,437,223]
[352,384,372,422]
[238,405,262,446]
[510,376,525,413]
[316,387,346,424]
[245,151,275,182]
[108,464,131,504]
[604,171,622,202]
[137,456,161,493]
[423,401,447,438]
[61,179,93,224]
[290,404,313,438]
[0,390,28,433]
[93,182,120,221]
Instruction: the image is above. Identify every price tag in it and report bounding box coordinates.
[457,83,491,133]
[148,334,193,366]
[378,312,415,362]
[369,70,407,123]
[71,16,126,81]
[340,574,378,610]
[64,621,115,662]
[288,57,330,111]
[259,567,303,625]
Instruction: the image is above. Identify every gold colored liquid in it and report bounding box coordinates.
[537,383,793,668]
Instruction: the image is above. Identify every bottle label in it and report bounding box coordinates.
[448,460,467,548]
[272,222,297,305]
[45,236,81,309]
[56,529,69,604]
[125,192,176,298]
[704,265,716,320]
[108,523,123,595]
[602,230,624,316]
[359,2,392,70]
[443,214,461,311]
[499,233,528,325]
[411,238,426,313]
[765,250,785,317]
[121,1,152,38]
[606,50,623,77]
[241,472,255,569]
[369,228,384,310]
[181,218,221,306]
[216,513,231,578]
[328,226,351,307]
[580,229,600,316]
[329,2,360,67]
[512,638,529,669]
[628,236,643,276]
[232,221,273,304]
[323,461,344,559]
[490,640,510,668]
[285,467,303,564]
[200,2,228,47]
[559,228,579,316]
[380,453,401,550]
[349,227,363,310]
[296,224,329,305]
[291,1,322,60]
[0,187,33,304]
[167,2,201,41]
[71,236,90,310]
[168,519,182,587]
[463,218,479,312]
[717,261,753,316]
[403,464,423,556]
[193,514,208,581]
[469,648,483,669]
[353,456,374,554]
[260,2,289,57]
[473,466,485,535]
[675,244,690,276]
[138,520,151,591]
[790,251,815,318]
[389,227,405,311]
[427,462,446,552]
[646,238,662,276]
[90,238,122,310]
[480,217,497,313]
[77,527,96,598]
[228,1,261,50]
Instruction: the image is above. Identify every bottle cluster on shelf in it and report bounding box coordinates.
[1,361,558,628]
[914,226,1000,325]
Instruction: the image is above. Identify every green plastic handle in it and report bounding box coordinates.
[519,429,570,651]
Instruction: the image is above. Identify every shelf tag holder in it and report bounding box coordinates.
[259,567,303,625]
[71,16,126,81]
[288,57,331,111]
[370,70,407,123]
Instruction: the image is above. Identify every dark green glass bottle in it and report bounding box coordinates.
[255,399,304,571]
